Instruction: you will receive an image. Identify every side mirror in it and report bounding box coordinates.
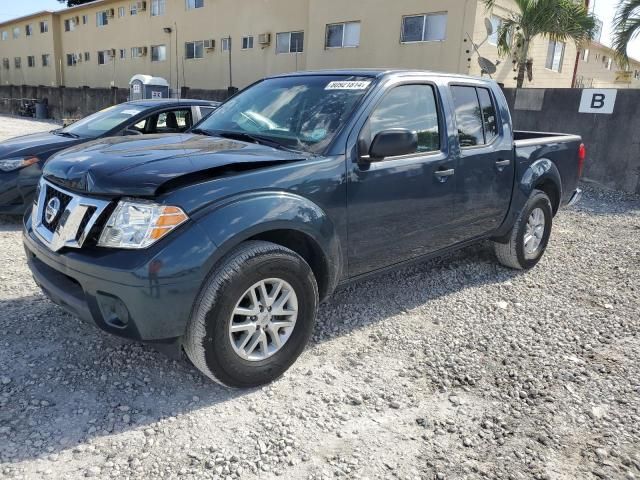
[368,129,418,159]
[123,129,143,136]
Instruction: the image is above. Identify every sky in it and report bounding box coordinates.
[1,0,639,59]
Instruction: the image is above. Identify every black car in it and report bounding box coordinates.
[0,99,219,215]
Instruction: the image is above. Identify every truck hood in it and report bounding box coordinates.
[43,133,306,196]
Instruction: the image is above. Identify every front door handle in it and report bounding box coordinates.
[434,168,455,182]
[495,159,511,171]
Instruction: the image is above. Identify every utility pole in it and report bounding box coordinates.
[227,35,233,89]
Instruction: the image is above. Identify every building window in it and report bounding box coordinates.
[545,40,565,72]
[325,21,360,48]
[119,48,127,59]
[582,49,589,62]
[40,21,48,33]
[3,58,9,69]
[42,54,50,67]
[185,40,205,59]
[221,37,231,52]
[131,47,145,58]
[130,3,138,15]
[97,11,109,27]
[14,57,21,69]
[13,27,20,39]
[635,70,640,80]
[83,15,88,24]
[242,36,254,49]
[487,15,503,46]
[151,0,166,16]
[151,45,166,61]
[401,13,447,43]
[66,53,77,66]
[98,50,112,65]
[186,0,204,9]
[64,19,75,32]
[119,7,126,17]
[27,56,35,67]
[25,24,33,37]
[1,31,7,41]
[276,31,304,54]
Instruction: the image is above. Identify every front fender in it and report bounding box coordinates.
[493,158,562,239]
[193,191,343,296]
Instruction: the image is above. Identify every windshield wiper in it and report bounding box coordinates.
[190,128,214,136]
[52,129,80,138]
[211,130,301,153]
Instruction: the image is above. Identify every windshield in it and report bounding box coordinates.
[61,104,145,138]
[194,75,374,153]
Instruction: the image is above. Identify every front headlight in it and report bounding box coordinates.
[0,156,39,172]
[98,200,188,249]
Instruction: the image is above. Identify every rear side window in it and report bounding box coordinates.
[451,85,500,147]
[365,84,440,154]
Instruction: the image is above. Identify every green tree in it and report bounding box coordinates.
[613,0,640,66]
[484,0,596,88]
[58,0,95,6]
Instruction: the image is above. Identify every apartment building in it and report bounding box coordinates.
[0,0,585,91]
[575,41,640,88]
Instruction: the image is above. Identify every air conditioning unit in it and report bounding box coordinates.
[140,46,148,56]
[137,1,147,11]
[204,39,215,50]
[107,9,115,18]
[258,33,271,45]
[108,49,116,57]
[73,16,80,24]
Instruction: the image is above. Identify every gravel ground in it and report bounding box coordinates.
[0,116,639,480]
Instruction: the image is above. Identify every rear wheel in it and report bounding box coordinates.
[183,241,318,387]
[493,189,553,270]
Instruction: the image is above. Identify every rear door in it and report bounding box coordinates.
[346,80,457,277]
[448,84,514,240]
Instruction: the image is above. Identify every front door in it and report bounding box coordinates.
[347,82,457,277]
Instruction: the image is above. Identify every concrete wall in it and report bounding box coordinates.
[503,88,640,194]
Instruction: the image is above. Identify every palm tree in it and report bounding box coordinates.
[484,0,596,88]
[613,0,640,66]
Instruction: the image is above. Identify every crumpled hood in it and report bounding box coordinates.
[43,133,306,196]
[0,131,79,159]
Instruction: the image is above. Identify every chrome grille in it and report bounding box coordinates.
[33,179,111,252]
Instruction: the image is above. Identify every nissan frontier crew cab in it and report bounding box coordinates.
[23,70,585,387]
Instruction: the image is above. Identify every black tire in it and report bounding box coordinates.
[493,189,553,270]
[183,240,318,388]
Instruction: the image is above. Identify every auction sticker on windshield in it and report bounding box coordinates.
[325,80,371,90]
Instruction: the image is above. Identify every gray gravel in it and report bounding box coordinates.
[1,116,639,480]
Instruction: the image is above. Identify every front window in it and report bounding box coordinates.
[221,37,231,52]
[276,31,304,54]
[151,45,166,62]
[97,11,109,27]
[1,31,7,41]
[66,54,77,67]
[488,15,502,46]
[27,56,35,67]
[42,54,50,67]
[130,3,138,15]
[151,0,166,16]
[40,21,48,33]
[325,21,360,48]
[61,104,146,138]
[401,13,447,43]
[84,52,90,61]
[186,0,204,9]
[25,24,33,37]
[186,40,204,59]
[545,40,565,72]
[98,51,111,65]
[194,75,374,154]
[242,36,254,49]
[14,57,21,69]
[13,27,20,39]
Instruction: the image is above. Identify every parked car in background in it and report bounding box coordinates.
[0,99,219,215]
[23,70,585,387]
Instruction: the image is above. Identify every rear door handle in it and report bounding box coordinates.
[495,159,511,170]
[434,168,455,182]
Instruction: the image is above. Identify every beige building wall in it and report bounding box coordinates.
[0,0,612,92]
[575,42,640,88]
[0,12,60,87]
[469,0,578,88]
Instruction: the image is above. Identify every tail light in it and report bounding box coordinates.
[578,143,586,178]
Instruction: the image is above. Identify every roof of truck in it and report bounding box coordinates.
[126,99,220,107]
[272,69,493,82]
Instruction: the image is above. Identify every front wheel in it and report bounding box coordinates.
[493,189,553,270]
[183,241,318,387]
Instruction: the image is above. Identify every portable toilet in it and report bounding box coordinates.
[129,74,170,100]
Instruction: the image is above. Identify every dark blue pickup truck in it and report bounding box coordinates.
[23,70,585,387]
